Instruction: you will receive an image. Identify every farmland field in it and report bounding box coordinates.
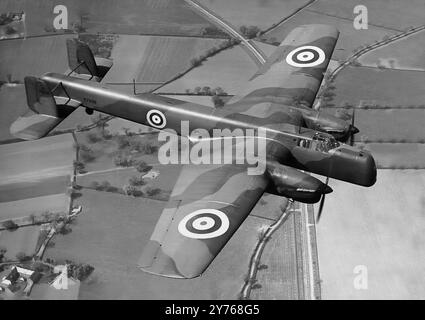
[198,0,312,29]
[159,41,276,95]
[317,170,425,299]
[330,66,425,107]
[44,188,268,299]
[308,0,425,31]
[358,30,425,70]
[0,85,27,141]
[77,164,181,197]
[103,35,225,94]
[0,175,70,203]
[0,194,69,220]
[0,134,74,185]
[346,109,425,142]
[0,0,214,37]
[31,280,80,300]
[0,34,74,82]
[0,226,40,259]
[363,143,425,169]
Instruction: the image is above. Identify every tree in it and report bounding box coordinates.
[129,175,146,186]
[16,252,31,262]
[0,247,7,263]
[29,214,36,224]
[201,86,211,95]
[145,187,161,197]
[135,161,152,173]
[194,87,202,95]
[212,95,225,107]
[73,160,86,174]
[2,220,18,231]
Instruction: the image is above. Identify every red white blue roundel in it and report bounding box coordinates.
[286,46,326,68]
[178,209,230,239]
[146,109,166,129]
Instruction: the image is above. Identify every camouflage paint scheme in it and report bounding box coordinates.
[10,25,377,278]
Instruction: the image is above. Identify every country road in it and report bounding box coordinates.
[184,0,267,66]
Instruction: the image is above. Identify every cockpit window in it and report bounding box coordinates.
[298,133,340,152]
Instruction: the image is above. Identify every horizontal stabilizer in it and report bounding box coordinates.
[10,76,77,140]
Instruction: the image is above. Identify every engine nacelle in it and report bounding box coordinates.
[265,161,332,203]
[301,110,358,140]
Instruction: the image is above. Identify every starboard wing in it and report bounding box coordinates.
[215,24,339,124]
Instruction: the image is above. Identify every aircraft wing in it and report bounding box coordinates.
[222,24,339,117]
[139,163,268,278]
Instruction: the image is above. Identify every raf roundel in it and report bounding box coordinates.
[178,209,230,239]
[285,45,326,68]
[146,109,167,129]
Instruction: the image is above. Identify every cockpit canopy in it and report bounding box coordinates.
[298,132,340,153]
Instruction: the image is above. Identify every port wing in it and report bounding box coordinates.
[138,163,268,278]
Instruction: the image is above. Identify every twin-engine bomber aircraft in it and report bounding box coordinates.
[10,25,376,279]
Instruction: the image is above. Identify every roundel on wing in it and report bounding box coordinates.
[178,209,230,239]
[285,45,326,68]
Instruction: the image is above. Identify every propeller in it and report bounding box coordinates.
[348,108,357,146]
[316,176,329,222]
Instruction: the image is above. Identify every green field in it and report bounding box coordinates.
[0,0,214,37]
[0,85,27,141]
[308,0,425,31]
[160,41,276,95]
[77,164,181,197]
[44,188,268,299]
[0,194,70,221]
[317,170,425,299]
[0,34,74,82]
[103,35,225,94]
[349,109,425,142]
[198,0,312,29]
[0,134,75,184]
[0,225,40,259]
[364,143,425,169]
[358,31,425,70]
[331,66,425,107]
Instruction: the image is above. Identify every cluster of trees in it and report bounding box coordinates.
[90,180,119,193]
[190,38,240,68]
[186,86,226,96]
[16,252,32,262]
[113,154,135,167]
[0,247,7,263]
[78,34,117,59]
[2,220,18,231]
[200,26,229,38]
[239,25,261,39]
[66,262,95,281]
[185,86,228,108]
[129,175,146,187]
[79,144,96,163]
[123,184,161,198]
[73,160,86,174]
[135,161,153,174]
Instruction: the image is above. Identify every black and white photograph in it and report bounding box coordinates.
[0,0,424,307]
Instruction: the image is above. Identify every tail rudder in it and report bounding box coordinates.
[66,39,112,81]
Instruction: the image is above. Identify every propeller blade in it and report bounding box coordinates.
[317,176,329,222]
[349,108,356,146]
[317,194,325,222]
